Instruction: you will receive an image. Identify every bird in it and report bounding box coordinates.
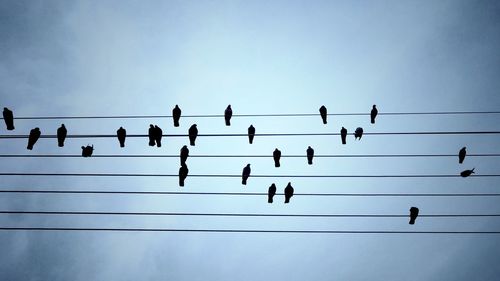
[81,145,94,157]
[179,163,189,187]
[154,125,163,147]
[248,125,255,144]
[224,105,232,126]
[319,105,327,124]
[460,168,475,177]
[27,127,41,150]
[370,105,378,124]
[354,127,363,140]
[3,107,14,130]
[284,182,294,203]
[172,105,181,127]
[459,147,466,164]
[409,207,419,225]
[273,148,281,167]
[148,124,155,146]
[242,164,251,185]
[57,124,67,147]
[188,124,198,146]
[180,145,189,166]
[116,127,126,148]
[307,146,314,165]
[340,127,347,145]
[268,183,277,203]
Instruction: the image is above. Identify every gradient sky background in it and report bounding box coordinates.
[1,1,500,280]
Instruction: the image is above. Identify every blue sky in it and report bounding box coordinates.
[1,1,500,280]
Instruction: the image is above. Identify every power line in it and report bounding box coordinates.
[10,110,500,120]
[0,173,497,178]
[0,227,498,234]
[1,210,499,218]
[1,190,500,197]
[2,131,500,139]
[0,153,499,158]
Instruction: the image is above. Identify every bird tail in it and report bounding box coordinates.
[120,142,125,148]
[268,196,273,203]
[242,179,247,185]
[284,198,290,203]
[409,218,416,225]
[174,120,179,127]
[308,159,312,165]
[225,120,230,126]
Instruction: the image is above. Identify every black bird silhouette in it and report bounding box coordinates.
[459,147,466,164]
[81,145,94,157]
[179,163,189,187]
[172,105,181,127]
[248,125,255,144]
[307,146,314,165]
[460,168,475,177]
[3,107,14,130]
[273,148,282,167]
[371,105,378,124]
[242,164,251,185]
[148,124,155,146]
[180,145,189,166]
[57,124,67,147]
[284,182,294,203]
[409,207,419,225]
[27,127,41,150]
[319,105,327,124]
[154,125,163,147]
[268,183,277,203]
[188,124,198,146]
[117,127,126,148]
[340,127,347,145]
[354,127,363,140]
[224,105,232,126]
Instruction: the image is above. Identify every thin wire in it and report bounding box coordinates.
[0,153,498,158]
[0,227,498,234]
[0,173,497,178]
[1,210,498,218]
[2,131,500,139]
[1,190,500,197]
[10,110,500,120]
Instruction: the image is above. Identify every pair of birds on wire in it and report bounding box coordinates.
[267,183,294,203]
[458,146,475,177]
[318,105,378,125]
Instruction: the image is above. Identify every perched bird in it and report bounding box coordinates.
[81,145,94,157]
[3,107,14,130]
[340,127,347,145]
[319,105,327,124]
[354,127,363,140]
[242,164,251,185]
[224,105,232,126]
[273,148,282,168]
[180,145,189,166]
[57,124,67,147]
[459,147,466,164]
[370,105,378,124]
[188,124,198,146]
[284,182,294,203]
[179,163,189,187]
[117,127,126,148]
[460,168,475,178]
[148,124,155,146]
[154,125,163,147]
[172,105,181,127]
[268,183,277,203]
[409,207,419,225]
[27,127,41,150]
[306,146,314,165]
[248,125,255,144]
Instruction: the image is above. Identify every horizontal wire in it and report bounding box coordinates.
[2,131,500,139]
[10,111,500,120]
[0,173,497,178]
[1,210,499,218]
[0,153,498,158]
[1,190,500,197]
[0,227,498,234]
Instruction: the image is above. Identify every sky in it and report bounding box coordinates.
[1,0,500,280]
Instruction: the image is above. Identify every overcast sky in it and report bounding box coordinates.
[1,1,500,280]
